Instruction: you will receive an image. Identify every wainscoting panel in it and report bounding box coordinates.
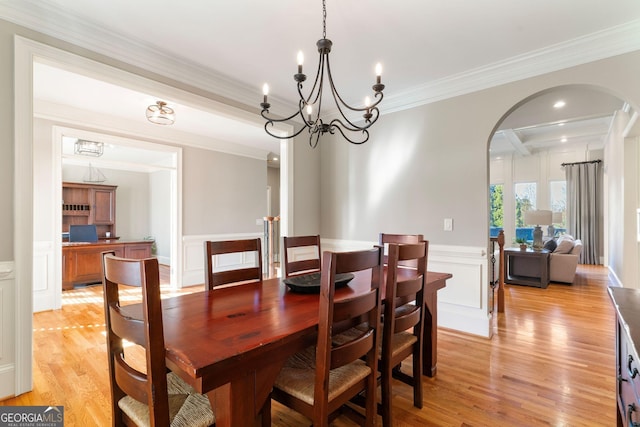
[321,239,493,337]
[182,233,263,286]
[33,241,58,312]
[0,261,16,400]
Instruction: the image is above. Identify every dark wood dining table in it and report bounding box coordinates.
[153,270,451,426]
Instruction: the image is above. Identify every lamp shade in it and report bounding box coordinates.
[552,211,563,224]
[524,209,552,226]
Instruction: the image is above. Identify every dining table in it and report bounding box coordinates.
[151,269,451,426]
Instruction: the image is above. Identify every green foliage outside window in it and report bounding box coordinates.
[489,184,503,227]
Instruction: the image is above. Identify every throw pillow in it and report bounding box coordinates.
[554,235,575,254]
[543,239,557,252]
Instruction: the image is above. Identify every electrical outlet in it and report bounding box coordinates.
[444,218,453,231]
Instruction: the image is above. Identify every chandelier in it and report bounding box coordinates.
[260,0,385,147]
[146,101,175,125]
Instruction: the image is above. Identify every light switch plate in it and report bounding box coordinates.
[444,218,453,231]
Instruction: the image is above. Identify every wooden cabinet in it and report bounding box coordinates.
[63,182,116,239]
[62,240,153,290]
[609,287,640,427]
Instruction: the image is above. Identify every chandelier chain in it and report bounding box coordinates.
[322,0,327,39]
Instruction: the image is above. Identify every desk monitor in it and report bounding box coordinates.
[69,224,98,242]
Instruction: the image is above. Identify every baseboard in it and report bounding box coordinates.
[0,364,15,400]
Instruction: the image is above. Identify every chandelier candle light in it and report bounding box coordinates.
[260,0,385,147]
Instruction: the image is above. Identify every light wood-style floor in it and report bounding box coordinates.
[1,264,617,426]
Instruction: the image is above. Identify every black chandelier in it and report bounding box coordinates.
[260,0,385,148]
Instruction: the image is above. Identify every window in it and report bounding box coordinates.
[489,184,503,237]
[549,180,566,227]
[514,182,536,227]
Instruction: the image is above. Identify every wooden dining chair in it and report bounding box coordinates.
[101,253,215,427]
[282,234,321,278]
[379,241,429,427]
[378,233,424,245]
[204,238,263,290]
[271,247,384,426]
[379,233,424,266]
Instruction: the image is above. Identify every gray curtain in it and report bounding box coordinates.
[564,160,601,264]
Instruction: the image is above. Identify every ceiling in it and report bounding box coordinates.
[3,0,640,162]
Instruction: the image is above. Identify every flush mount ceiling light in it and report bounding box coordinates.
[74,139,104,157]
[146,101,175,125]
[260,0,385,147]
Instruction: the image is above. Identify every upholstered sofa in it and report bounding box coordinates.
[549,237,582,284]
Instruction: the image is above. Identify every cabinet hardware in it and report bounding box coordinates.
[629,354,639,379]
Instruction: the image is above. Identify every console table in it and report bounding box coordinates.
[504,248,550,288]
[62,240,153,290]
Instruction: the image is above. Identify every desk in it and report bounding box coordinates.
[62,240,153,290]
[150,270,450,426]
[504,248,550,288]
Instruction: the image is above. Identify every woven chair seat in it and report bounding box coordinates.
[274,346,371,406]
[118,373,214,427]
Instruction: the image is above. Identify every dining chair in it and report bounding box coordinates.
[271,247,384,426]
[282,234,321,278]
[204,238,263,290]
[379,233,424,266]
[101,253,215,427]
[378,233,424,245]
[379,241,429,427]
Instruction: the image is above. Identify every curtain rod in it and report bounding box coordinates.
[561,159,602,166]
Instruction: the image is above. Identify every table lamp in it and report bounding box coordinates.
[524,209,552,250]
[548,211,563,237]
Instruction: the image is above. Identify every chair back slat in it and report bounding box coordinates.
[109,306,146,347]
[331,328,375,369]
[204,238,262,290]
[114,355,150,404]
[283,235,321,278]
[394,306,421,333]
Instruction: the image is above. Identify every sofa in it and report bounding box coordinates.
[547,235,582,284]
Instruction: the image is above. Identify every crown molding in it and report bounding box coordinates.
[2,1,639,116]
[381,19,640,114]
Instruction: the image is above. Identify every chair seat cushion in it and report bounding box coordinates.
[118,373,214,427]
[274,346,371,406]
[388,331,418,358]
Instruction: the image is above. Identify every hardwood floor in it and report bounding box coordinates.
[1,264,617,426]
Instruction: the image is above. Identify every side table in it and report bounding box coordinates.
[504,248,550,288]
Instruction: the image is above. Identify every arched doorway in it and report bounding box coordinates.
[487,84,639,306]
